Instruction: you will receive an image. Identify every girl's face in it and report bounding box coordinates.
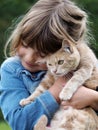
[17,44,47,72]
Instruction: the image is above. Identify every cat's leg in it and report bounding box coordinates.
[34,115,62,130]
[20,72,54,106]
[34,115,48,130]
[84,71,98,90]
[19,98,32,106]
[60,72,83,100]
[60,54,94,100]
[34,115,66,130]
[59,79,79,100]
[19,84,46,106]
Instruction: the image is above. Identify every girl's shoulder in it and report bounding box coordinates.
[1,56,21,66]
[0,56,23,72]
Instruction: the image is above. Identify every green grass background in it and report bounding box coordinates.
[0,121,11,130]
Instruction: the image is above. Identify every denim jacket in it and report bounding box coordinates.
[0,56,59,130]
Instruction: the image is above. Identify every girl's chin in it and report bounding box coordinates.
[24,65,39,72]
[23,64,46,72]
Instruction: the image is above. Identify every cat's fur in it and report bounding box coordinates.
[20,40,98,130]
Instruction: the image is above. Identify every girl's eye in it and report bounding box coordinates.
[58,60,64,65]
[40,53,46,58]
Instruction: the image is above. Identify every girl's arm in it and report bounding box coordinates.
[61,86,98,111]
[0,60,65,130]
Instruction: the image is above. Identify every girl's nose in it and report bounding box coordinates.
[26,53,37,63]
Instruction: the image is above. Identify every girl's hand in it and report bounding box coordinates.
[49,76,68,104]
[61,86,98,110]
[49,74,73,104]
[49,77,66,103]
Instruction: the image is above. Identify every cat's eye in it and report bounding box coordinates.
[58,60,64,65]
[48,63,52,66]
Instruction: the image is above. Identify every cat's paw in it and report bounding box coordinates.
[34,115,47,130]
[19,98,32,106]
[59,88,73,100]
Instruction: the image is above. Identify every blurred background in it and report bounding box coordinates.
[0,0,98,129]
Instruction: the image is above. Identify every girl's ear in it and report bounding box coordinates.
[62,39,73,53]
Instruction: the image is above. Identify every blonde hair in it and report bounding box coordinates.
[4,0,88,57]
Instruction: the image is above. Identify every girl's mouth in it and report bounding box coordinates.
[25,62,37,67]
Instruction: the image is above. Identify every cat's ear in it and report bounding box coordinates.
[62,39,73,53]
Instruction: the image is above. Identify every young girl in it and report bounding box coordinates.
[0,0,98,130]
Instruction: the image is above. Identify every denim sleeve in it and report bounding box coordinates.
[0,61,59,130]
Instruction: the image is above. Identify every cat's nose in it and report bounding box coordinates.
[53,69,57,74]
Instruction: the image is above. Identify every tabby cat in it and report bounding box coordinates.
[20,40,98,130]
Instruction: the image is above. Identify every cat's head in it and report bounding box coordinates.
[46,40,80,76]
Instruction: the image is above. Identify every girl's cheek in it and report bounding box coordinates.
[41,64,47,69]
